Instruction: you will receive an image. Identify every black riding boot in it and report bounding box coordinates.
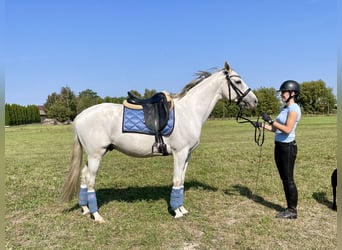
[276,180,298,219]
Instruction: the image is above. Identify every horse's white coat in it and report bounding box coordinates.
[62,63,258,222]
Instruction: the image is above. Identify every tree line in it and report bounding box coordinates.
[5,79,337,124]
[5,104,41,126]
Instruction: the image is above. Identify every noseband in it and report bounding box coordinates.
[224,70,251,105]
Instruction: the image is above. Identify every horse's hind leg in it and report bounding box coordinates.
[81,156,105,223]
[79,166,90,216]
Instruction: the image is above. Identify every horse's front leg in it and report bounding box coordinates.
[171,149,190,218]
[178,154,190,216]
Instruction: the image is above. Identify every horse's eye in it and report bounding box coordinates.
[235,79,242,84]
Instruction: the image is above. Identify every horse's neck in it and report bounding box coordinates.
[177,76,223,124]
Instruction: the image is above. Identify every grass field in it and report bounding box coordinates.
[5,116,337,249]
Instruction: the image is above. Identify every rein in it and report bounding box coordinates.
[236,105,265,194]
[236,106,265,147]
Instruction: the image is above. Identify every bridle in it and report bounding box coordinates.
[223,69,264,147]
[224,70,252,106]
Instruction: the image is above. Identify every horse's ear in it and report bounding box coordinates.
[224,62,230,71]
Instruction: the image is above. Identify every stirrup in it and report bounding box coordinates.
[152,142,168,156]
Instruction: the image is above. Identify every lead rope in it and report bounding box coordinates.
[235,106,265,195]
[254,141,263,194]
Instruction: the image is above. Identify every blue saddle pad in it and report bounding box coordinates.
[122,107,174,136]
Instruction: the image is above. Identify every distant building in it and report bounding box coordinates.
[37,105,47,123]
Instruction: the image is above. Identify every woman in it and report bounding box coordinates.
[261,80,301,219]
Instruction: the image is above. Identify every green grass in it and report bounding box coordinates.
[5,116,337,249]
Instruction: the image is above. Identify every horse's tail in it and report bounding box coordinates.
[60,133,83,202]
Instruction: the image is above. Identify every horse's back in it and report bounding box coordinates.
[75,103,122,122]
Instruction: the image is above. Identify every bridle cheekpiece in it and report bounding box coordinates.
[224,69,251,106]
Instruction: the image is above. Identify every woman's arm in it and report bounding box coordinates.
[263,110,298,134]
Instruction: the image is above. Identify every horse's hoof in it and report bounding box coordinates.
[174,208,184,218]
[81,206,91,217]
[179,206,189,215]
[92,212,105,223]
[83,212,91,217]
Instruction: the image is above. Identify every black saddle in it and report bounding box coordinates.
[127,92,171,155]
[127,92,166,105]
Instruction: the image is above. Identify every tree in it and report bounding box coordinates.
[5,104,40,125]
[210,100,240,118]
[77,89,101,113]
[5,104,11,126]
[103,96,126,104]
[128,90,142,98]
[44,86,77,122]
[299,80,336,114]
[47,102,74,122]
[11,104,21,125]
[253,87,280,115]
[143,89,157,98]
[60,86,77,118]
[44,92,59,109]
[27,105,40,123]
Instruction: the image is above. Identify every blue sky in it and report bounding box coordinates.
[5,0,337,106]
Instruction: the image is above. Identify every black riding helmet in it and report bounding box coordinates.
[278,80,300,93]
[278,80,300,103]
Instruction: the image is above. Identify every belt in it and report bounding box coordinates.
[275,140,296,146]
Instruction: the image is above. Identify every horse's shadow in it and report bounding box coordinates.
[65,180,217,212]
[312,191,336,210]
[66,183,284,213]
[224,184,284,212]
[65,182,337,214]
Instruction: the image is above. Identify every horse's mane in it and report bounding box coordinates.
[171,69,220,99]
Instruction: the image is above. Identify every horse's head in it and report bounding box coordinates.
[223,62,258,109]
